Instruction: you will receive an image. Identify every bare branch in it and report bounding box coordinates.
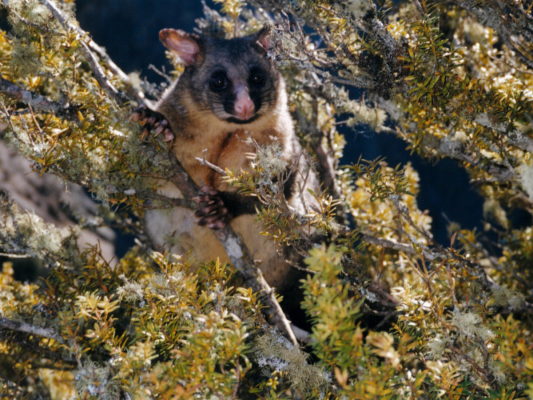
[148,65,172,84]
[0,317,65,344]
[87,41,146,103]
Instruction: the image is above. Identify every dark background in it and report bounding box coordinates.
[75,0,486,245]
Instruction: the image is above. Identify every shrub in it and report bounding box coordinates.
[0,0,533,398]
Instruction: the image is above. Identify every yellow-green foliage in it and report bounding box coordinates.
[0,0,172,210]
[1,0,533,399]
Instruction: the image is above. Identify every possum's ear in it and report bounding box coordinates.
[159,29,203,66]
[253,24,272,52]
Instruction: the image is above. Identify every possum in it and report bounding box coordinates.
[136,25,318,290]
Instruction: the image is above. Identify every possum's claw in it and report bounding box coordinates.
[131,105,175,142]
[194,186,230,229]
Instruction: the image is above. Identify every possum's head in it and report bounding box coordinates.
[159,25,280,125]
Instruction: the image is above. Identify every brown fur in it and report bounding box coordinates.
[144,28,317,290]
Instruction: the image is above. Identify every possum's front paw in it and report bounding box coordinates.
[194,186,230,229]
[131,105,174,142]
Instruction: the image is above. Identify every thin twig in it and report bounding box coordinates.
[148,65,172,84]
[231,358,241,400]
[285,259,315,274]
[36,0,144,103]
[195,149,228,176]
[360,233,440,261]
[0,253,32,258]
[0,100,16,133]
[39,0,126,104]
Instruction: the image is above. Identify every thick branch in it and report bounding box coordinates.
[0,77,78,119]
[0,317,65,344]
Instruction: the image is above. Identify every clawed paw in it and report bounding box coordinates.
[193,186,230,229]
[131,105,174,142]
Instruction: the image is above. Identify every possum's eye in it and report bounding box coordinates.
[210,73,227,91]
[250,71,265,86]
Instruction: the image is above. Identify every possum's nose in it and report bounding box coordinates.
[234,86,255,120]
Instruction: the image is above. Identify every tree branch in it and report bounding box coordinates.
[196,149,227,176]
[474,113,533,154]
[87,41,145,103]
[39,0,127,104]
[360,233,431,258]
[412,0,425,15]
[0,317,65,344]
[0,77,78,119]
[0,252,32,258]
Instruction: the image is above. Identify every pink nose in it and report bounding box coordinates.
[234,89,255,120]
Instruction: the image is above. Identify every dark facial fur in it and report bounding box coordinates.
[179,34,280,124]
